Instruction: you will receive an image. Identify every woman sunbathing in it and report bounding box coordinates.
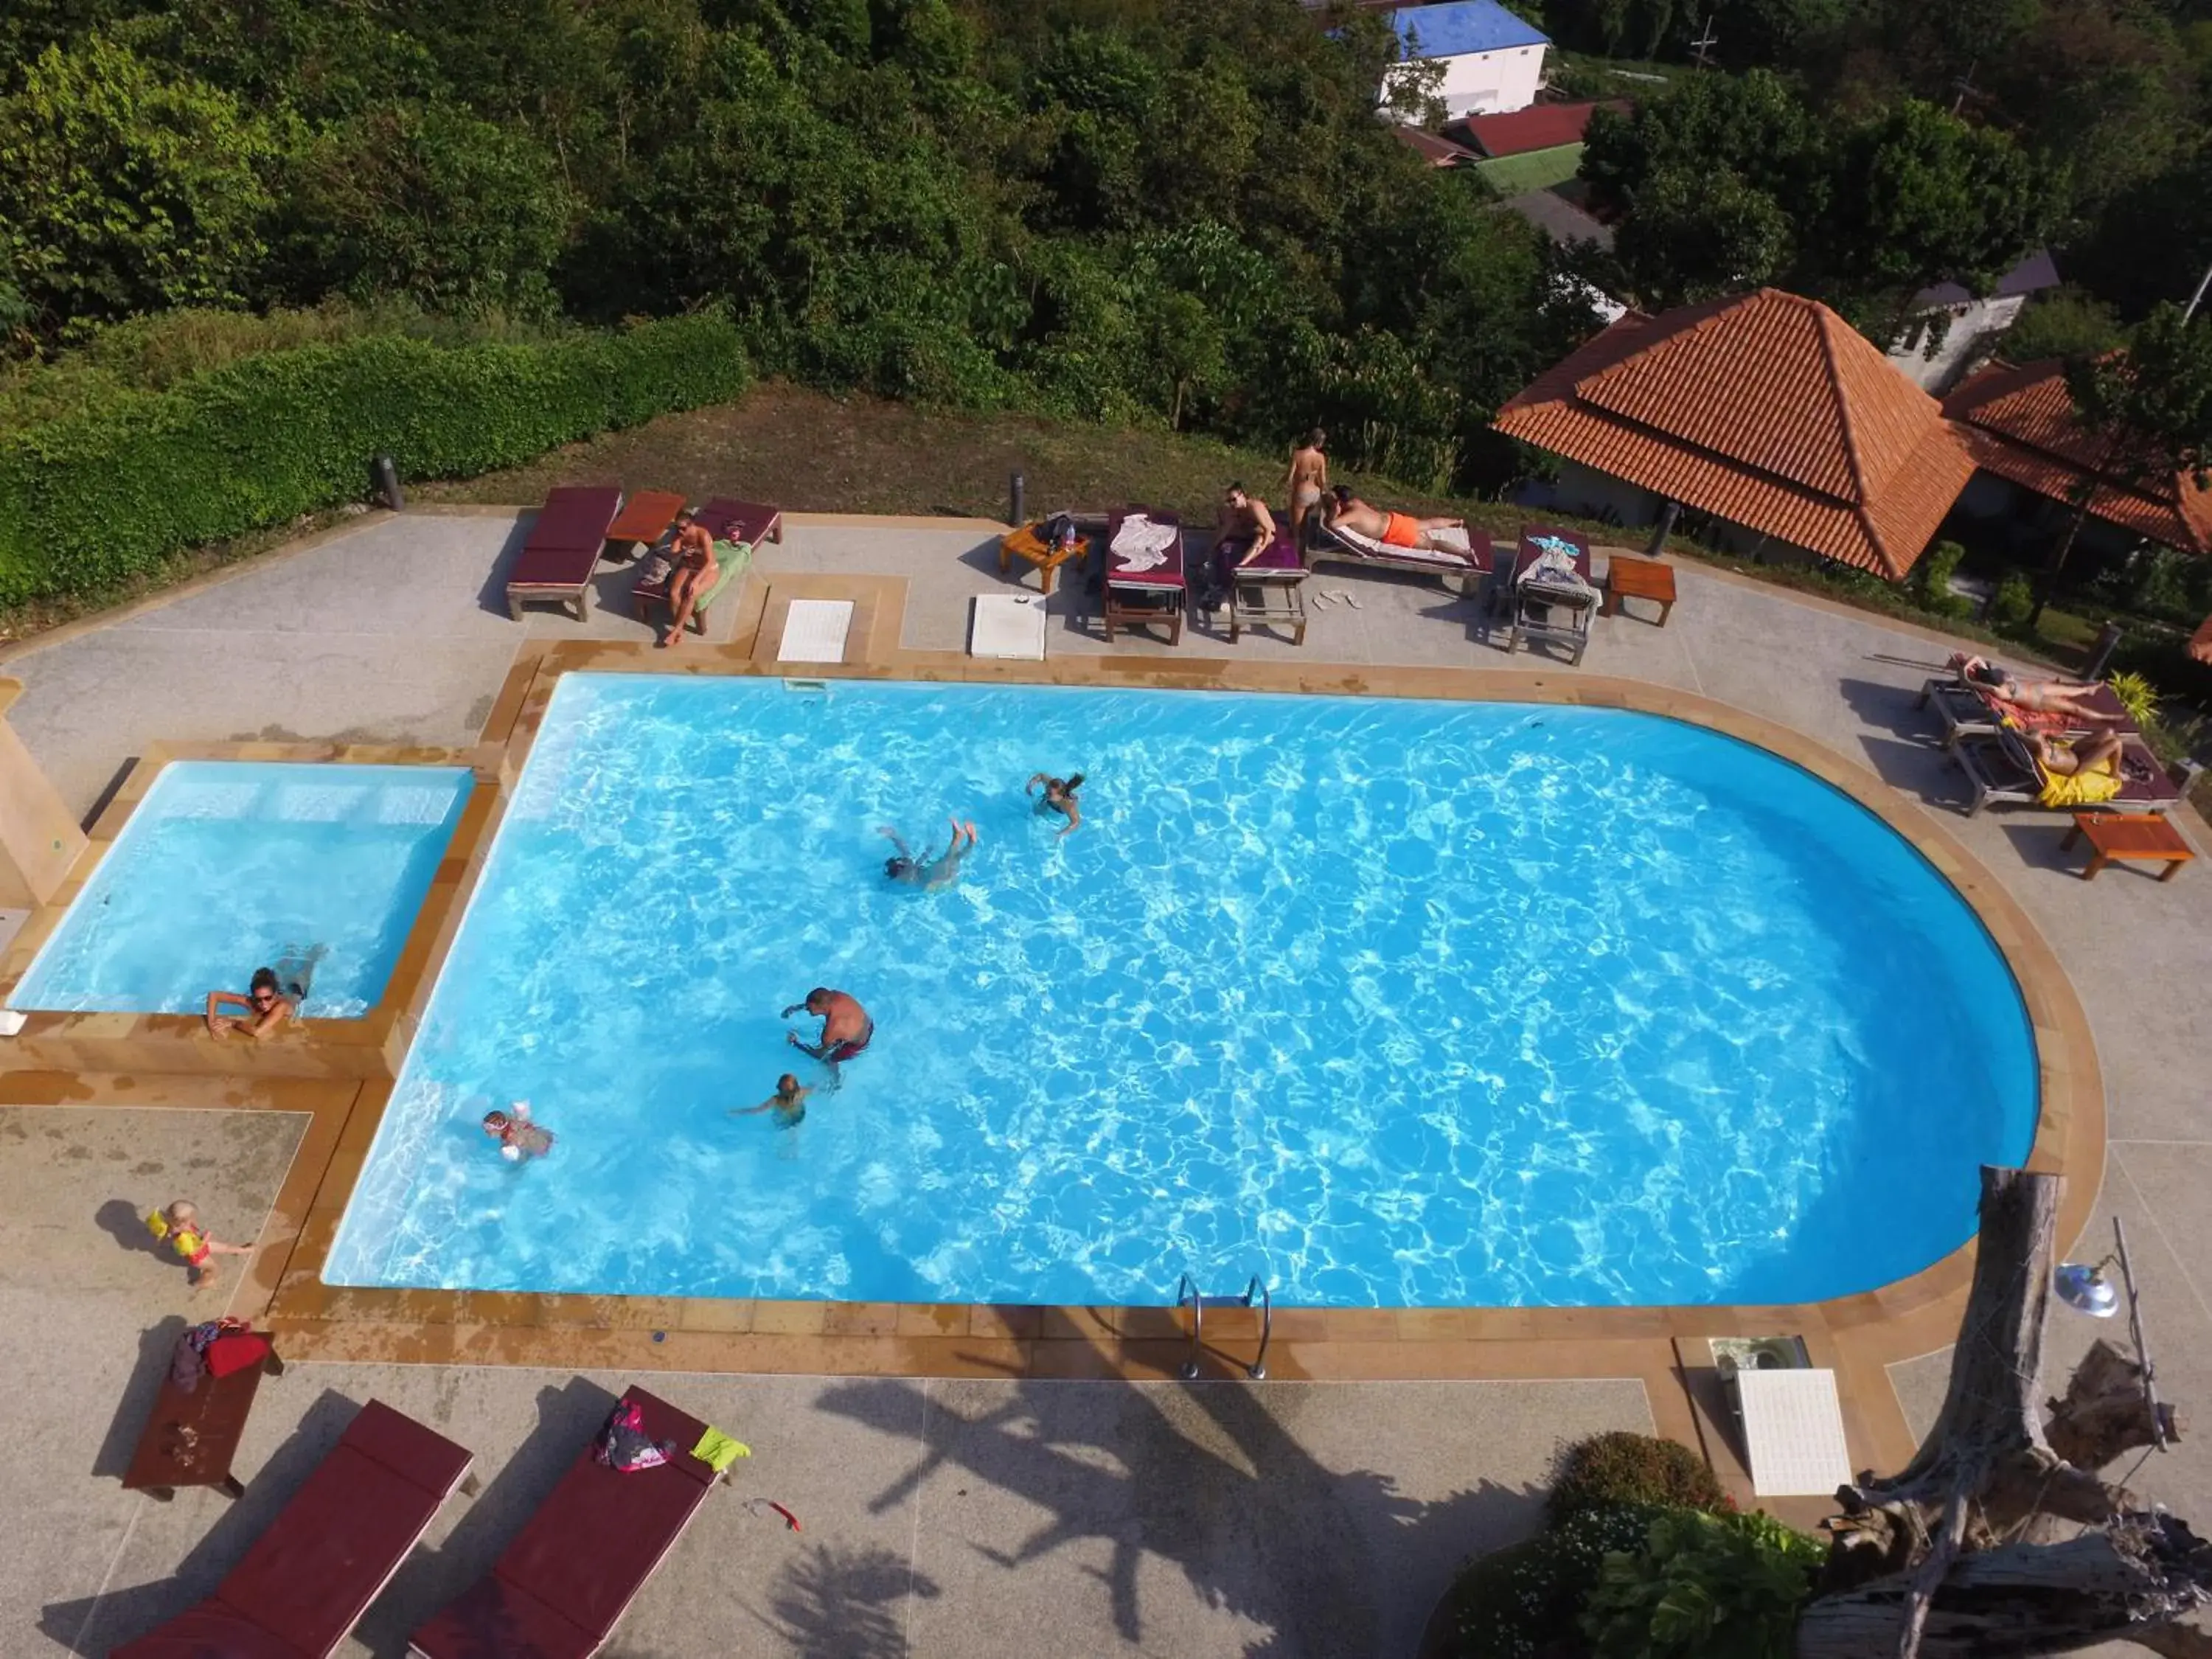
[656,513,719,648]
[1951,655,2119,725]
[2027,728,2127,808]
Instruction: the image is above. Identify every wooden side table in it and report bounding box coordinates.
[2065,813,2196,882]
[122,1335,285,1501]
[1603,555,1677,625]
[999,526,1089,596]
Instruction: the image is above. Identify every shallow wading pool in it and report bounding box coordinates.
[323,676,2036,1308]
[10,761,473,1018]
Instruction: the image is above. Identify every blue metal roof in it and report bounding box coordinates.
[1391,1,1550,58]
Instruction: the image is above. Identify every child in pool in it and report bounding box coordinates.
[147,1200,257,1292]
[481,1101,554,1161]
[731,1074,810,1127]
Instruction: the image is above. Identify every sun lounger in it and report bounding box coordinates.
[114,1399,474,1659]
[1500,525,1599,666]
[1102,509,1185,644]
[1915,674,2133,750]
[1954,726,2182,818]
[631,498,782,635]
[408,1387,717,1659]
[506,486,625,621]
[1308,516,1489,592]
[1206,522,1310,644]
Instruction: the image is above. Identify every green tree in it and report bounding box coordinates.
[268,102,572,314]
[1144,290,1225,430]
[2003,287,2126,365]
[1581,69,1823,215]
[2033,305,2212,621]
[1613,165,1793,309]
[0,33,273,335]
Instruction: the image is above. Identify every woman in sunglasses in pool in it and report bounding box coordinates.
[205,967,296,1040]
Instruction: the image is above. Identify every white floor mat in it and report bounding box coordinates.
[779,599,855,663]
[970,594,1048,660]
[1736,1368,1853,1496]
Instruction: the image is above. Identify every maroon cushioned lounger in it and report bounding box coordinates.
[631,497,785,608]
[407,1387,716,1659]
[113,1399,475,1659]
[505,484,624,621]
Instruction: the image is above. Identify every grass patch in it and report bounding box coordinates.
[1477,145,1585,195]
[410,381,1573,544]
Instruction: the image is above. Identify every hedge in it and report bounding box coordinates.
[0,310,751,607]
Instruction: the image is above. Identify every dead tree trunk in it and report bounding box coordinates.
[1795,1167,2212,1658]
[2048,1338,2184,1471]
[1797,1514,2212,1658]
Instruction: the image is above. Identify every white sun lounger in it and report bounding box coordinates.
[1309,519,1489,592]
[1733,1367,1853,1498]
[969,594,1047,660]
[778,599,854,663]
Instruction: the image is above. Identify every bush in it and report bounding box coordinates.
[0,311,749,608]
[1548,1433,1728,1527]
[1449,1502,1662,1659]
[1913,539,1972,619]
[1582,1507,1826,1659]
[1989,572,2036,629]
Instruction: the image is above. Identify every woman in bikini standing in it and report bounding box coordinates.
[1285,428,1329,540]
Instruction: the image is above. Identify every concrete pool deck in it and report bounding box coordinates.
[1,505,2209,1655]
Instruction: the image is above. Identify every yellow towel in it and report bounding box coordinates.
[2038,755,2123,809]
[692,1426,751,1473]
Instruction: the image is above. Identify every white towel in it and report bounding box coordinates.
[1111,514,1179,571]
[1517,540,1598,605]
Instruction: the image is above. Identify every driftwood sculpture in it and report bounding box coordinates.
[1792,1166,2208,1659]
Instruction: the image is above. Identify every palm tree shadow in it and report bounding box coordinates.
[815,1377,1545,1658]
[747,1541,940,1659]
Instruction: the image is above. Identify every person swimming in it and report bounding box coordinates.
[782,987,873,1088]
[879,819,979,890]
[481,1101,554,1161]
[731,1073,811,1127]
[1026,772,1084,836]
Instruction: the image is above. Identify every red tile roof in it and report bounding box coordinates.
[1391,125,1475,167]
[1943,359,2212,556]
[1453,101,1614,159]
[1494,288,1977,579]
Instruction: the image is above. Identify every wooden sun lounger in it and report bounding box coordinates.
[631,498,782,636]
[1102,508,1185,644]
[1954,728,2181,818]
[115,1400,475,1659]
[1915,675,2134,751]
[408,1387,717,1659]
[1500,525,1599,666]
[1207,518,1310,644]
[1308,517,1489,592]
[505,485,624,621]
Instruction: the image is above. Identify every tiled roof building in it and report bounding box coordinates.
[1495,288,1978,579]
[1944,358,2212,557]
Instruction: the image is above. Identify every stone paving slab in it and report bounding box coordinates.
[3,1106,1649,1658]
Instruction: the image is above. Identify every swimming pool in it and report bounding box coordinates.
[324,676,2036,1308]
[9,762,473,1018]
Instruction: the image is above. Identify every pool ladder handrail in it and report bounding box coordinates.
[1176,1273,1271,1381]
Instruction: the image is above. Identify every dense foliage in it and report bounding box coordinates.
[1581,1507,1827,1659]
[1547,1430,1729,1526]
[0,0,1604,495]
[0,310,748,605]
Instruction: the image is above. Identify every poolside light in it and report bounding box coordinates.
[2053,1261,2119,1318]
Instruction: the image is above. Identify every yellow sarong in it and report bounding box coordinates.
[2037,754,2122,809]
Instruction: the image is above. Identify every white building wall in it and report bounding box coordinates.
[1885,295,2029,394]
[1385,44,1545,119]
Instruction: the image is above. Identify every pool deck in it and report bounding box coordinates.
[1,507,2208,1656]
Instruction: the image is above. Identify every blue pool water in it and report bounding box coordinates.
[10,762,473,1018]
[325,676,2036,1308]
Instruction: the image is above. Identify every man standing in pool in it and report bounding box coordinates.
[782,987,873,1087]
[1026,771,1083,836]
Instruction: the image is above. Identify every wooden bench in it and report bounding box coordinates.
[2065,813,2197,882]
[1604,555,1677,626]
[122,1331,285,1501]
[1000,524,1090,596]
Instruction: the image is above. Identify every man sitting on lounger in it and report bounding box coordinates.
[1951,654,2121,726]
[1323,487,1474,558]
[657,512,719,648]
[1200,484,1279,608]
